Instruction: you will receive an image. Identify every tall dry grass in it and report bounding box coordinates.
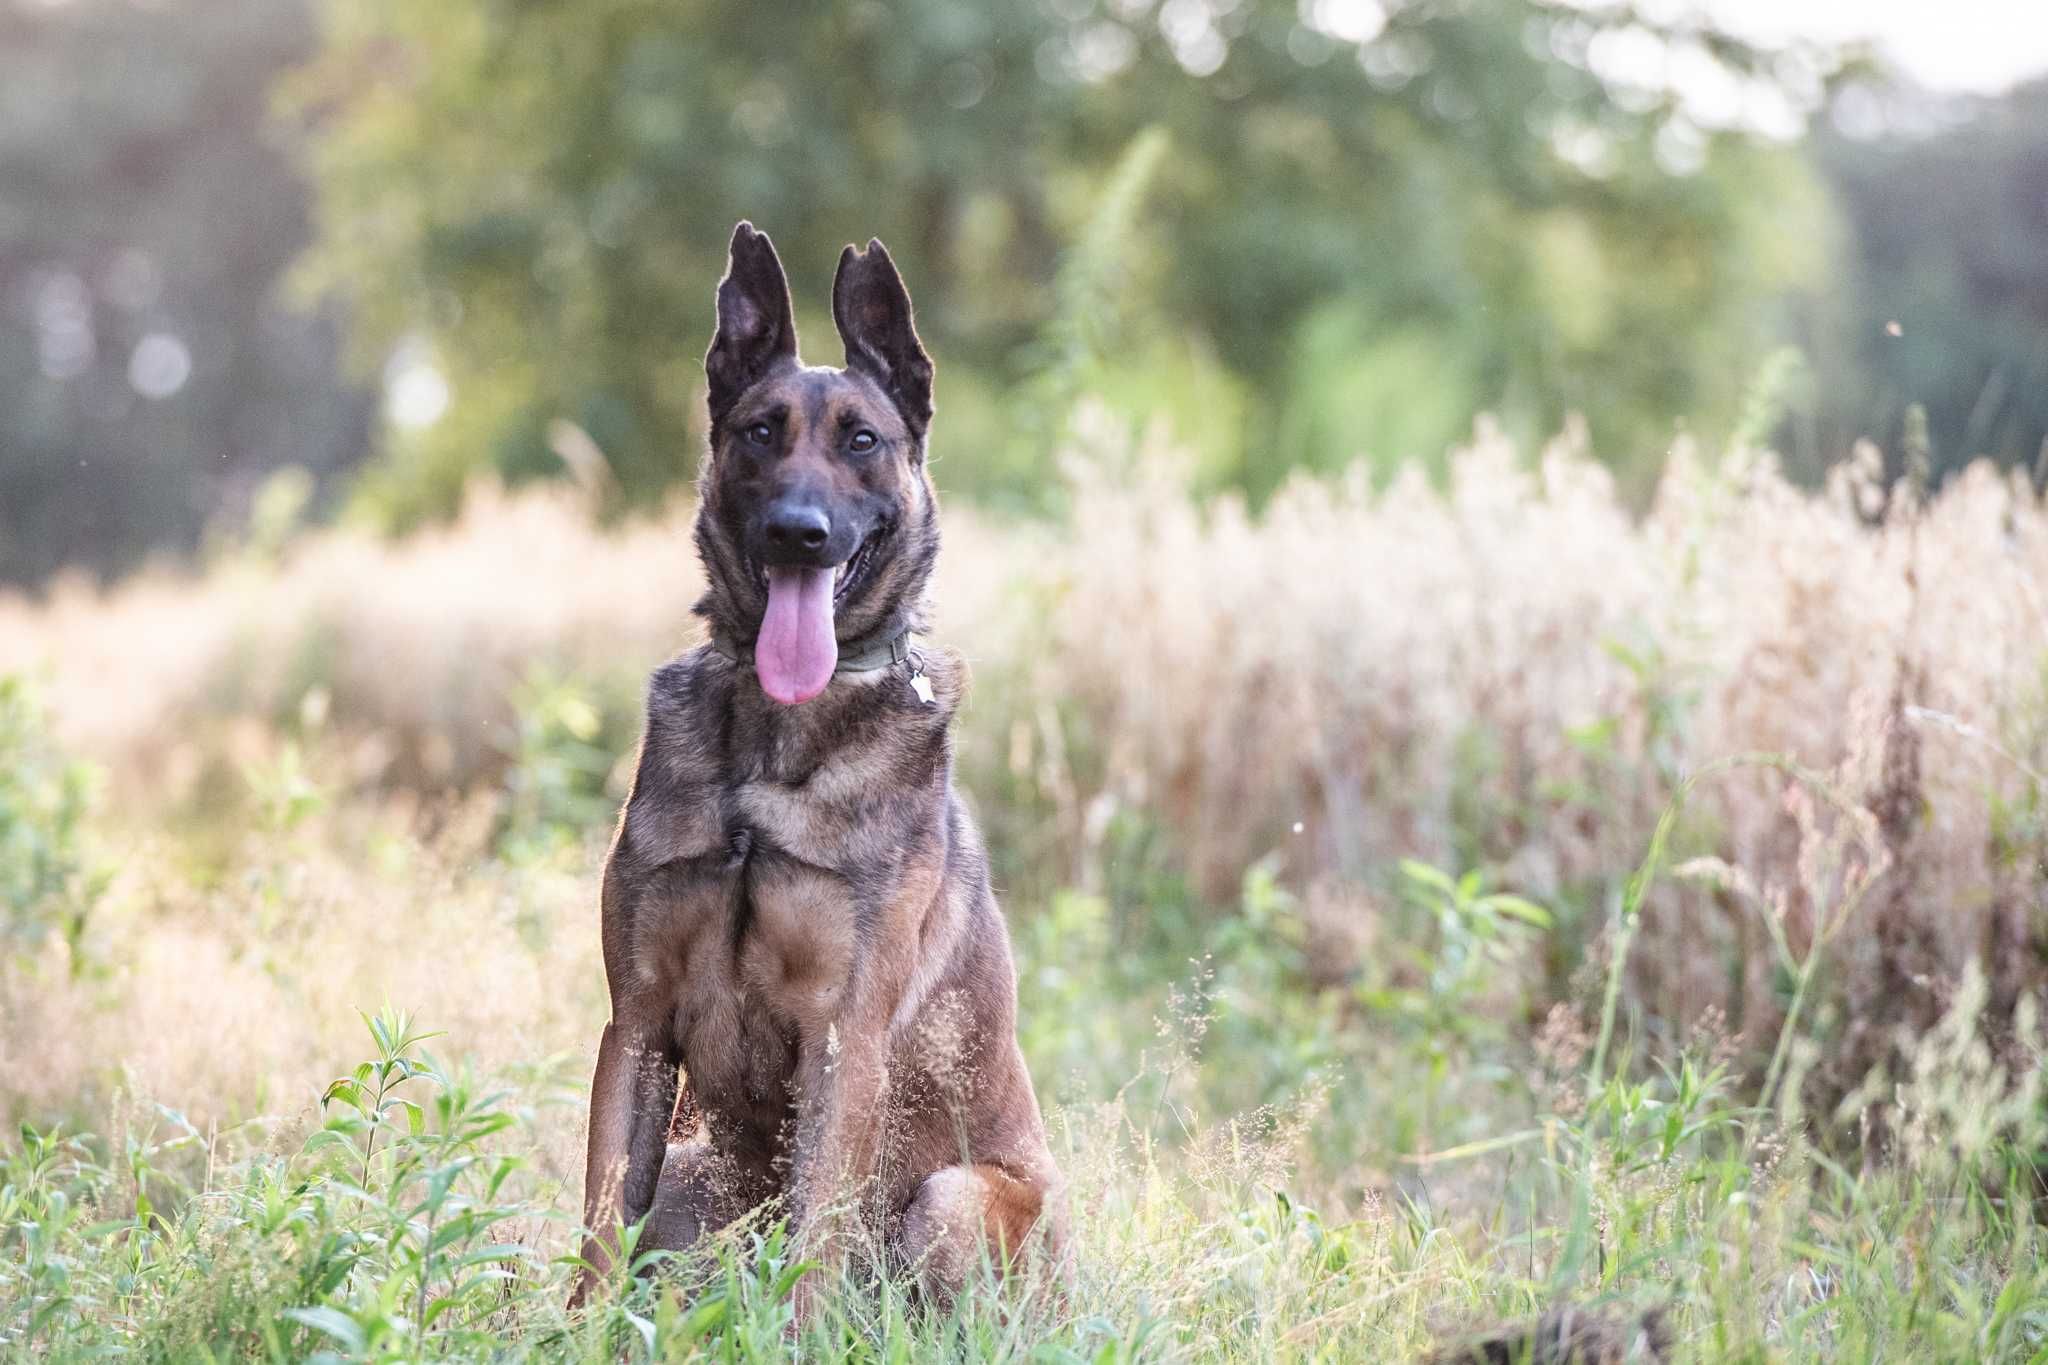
[1022,415,2047,1104]
[0,479,1038,800]
[4,417,2045,1126]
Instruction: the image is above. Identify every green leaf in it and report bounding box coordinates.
[283,1305,366,1353]
[1398,859,1456,896]
[771,1258,819,1300]
[453,1240,532,1267]
[677,1294,729,1339]
[1477,894,1553,928]
[81,1217,139,1240]
[1564,716,1620,756]
[320,1079,363,1113]
[623,1308,657,1353]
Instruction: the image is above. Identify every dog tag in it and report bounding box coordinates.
[910,671,935,705]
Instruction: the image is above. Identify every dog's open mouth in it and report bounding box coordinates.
[832,527,885,605]
[750,527,888,706]
[746,526,886,604]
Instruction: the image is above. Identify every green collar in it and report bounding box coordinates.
[709,625,915,675]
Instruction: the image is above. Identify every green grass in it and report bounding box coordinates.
[7,811,2048,1361]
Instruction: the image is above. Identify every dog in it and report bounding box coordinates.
[570,223,1063,1315]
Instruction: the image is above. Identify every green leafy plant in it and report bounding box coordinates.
[0,1125,112,1355]
[301,1008,536,1360]
[243,740,327,837]
[0,675,106,967]
[497,668,619,863]
[1365,860,1552,1077]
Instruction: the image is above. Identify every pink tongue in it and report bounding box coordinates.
[756,565,837,705]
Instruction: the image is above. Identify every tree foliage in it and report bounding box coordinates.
[7,1,2046,585]
[1802,79,2048,480]
[0,0,371,587]
[292,0,1837,518]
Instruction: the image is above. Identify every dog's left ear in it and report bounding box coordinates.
[833,238,934,442]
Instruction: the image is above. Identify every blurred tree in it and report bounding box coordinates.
[293,0,1839,519]
[0,0,372,588]
[1800,78,2048,481]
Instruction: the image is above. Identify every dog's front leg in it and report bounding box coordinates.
[783,971,905,1323]
[571,1003,678,1307]
[789,1019,890,1229]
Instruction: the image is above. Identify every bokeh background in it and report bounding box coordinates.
[5,2,2048,1360]
[4,0,2047,586]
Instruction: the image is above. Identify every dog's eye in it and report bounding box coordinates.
[848,430,878,453]
[744,421,773,447]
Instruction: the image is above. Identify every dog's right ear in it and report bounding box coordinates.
[705,222,797,427]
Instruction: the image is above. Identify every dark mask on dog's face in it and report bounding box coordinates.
[692,223,940,705]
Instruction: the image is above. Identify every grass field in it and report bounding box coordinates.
[4,425,2048,1361]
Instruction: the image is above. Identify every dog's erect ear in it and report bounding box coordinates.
[705,222,797,426]
[833,238,934,441]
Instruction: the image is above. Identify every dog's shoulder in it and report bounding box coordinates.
[647,644,726,717]
[633,644,733,795]
[614,645,734,868]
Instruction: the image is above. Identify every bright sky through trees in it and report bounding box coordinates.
[1717,0,2048,93]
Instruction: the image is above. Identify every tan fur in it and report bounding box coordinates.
[896,1163,1048,1299]
[570,225,1062,1314]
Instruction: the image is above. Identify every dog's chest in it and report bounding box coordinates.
[625,673,941,1119]
[730,825,860,1029]
[626,772,866,1076]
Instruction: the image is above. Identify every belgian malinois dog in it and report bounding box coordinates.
[571,223,1062,1314]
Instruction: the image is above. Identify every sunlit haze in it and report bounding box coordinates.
[1715,0,2048,93]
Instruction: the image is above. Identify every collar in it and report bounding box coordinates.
[709,624,915,675]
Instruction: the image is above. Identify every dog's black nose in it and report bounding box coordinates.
[762,500,831,561]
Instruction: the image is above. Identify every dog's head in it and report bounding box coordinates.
[692,222,940,706]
